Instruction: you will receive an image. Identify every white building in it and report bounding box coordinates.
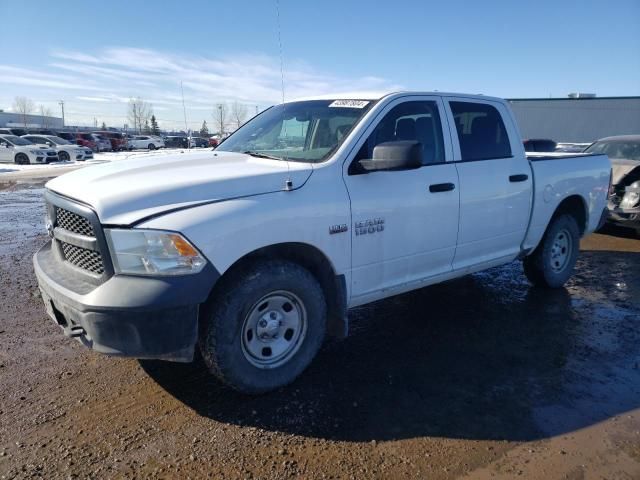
[0,112,64,129]
[508,96,640,143]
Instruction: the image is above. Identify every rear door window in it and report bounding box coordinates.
[449,101,512,161]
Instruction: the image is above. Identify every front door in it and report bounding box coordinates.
[344,97,459,304]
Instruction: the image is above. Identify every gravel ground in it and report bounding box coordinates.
[0,178,639,479]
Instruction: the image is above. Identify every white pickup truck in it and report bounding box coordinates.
[34,92,611,393]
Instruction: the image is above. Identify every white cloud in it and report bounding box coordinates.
[1,47,401,128]
[76,96,111,103]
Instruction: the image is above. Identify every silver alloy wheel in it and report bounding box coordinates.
[550,228,572,273]
[241,290,307,369]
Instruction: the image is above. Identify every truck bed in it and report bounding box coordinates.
[523,152,610,252]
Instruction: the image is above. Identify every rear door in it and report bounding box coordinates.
[344,96,459,303]
[444,98,532,269]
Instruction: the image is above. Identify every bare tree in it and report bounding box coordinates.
[39,105,52,128]
[13,96,35,128]
[231,101,248,129]
[127,97,153,133]
[215,103,228,136]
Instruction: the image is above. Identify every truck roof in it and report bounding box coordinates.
[291,91,504,103]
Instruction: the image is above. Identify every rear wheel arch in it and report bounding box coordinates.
[202,242,347,340]
[552,194,588,236]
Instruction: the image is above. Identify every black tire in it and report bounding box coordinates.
[523,214,580,288]
[59,151,70,162]
[14,153,29,165]
[148,143,156,150]
[199,260,327,394]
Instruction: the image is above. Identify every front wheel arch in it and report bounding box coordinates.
[201,242,347,340]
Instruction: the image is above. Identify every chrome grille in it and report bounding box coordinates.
[60,242,105,274]
[56,207,95,236]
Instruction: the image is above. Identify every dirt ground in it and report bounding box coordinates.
[1,178,639,479]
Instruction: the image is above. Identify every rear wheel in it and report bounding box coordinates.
[199,260,326,394]
[523,214,580,288]
[14,153,29,165]
[58,151,70,162]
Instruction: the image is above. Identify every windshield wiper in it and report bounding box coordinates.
[243,150,283,161]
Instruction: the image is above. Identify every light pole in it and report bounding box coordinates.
[217,104,224,137]
[58,100,65,127]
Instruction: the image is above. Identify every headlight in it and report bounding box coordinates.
[620,181,640,209]
[105,229,206,276]
[29,150,41,154]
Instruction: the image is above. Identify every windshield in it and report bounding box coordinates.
[585,139,640,161]
[48,136,71,145]
[216,99,374,163]
[4,135,33,146]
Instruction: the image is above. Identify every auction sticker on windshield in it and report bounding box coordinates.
[329,100,370,108]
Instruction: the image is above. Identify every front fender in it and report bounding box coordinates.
[137,187,351,280]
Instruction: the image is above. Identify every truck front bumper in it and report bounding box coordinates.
[33,241,218,362]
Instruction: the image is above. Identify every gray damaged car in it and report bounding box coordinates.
[585,135,640,234]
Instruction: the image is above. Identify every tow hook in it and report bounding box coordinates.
[64,325,86,338]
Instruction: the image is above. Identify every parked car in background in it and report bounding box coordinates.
[0,127,28,137]
[0,134,58,164]
[76,133,97,151]
[189,136,209,148]
[55,132,77,144]
[585,135,640,234]
[523,138,557,152]
[92,134,112,152]
[163,136,189,148]
[94,131,127,151]
[208,137,219,148]
[128,135,165,150]
[22,135,87,162]
[29,129,57,135]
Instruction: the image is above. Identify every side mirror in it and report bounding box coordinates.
[358,141,423,172]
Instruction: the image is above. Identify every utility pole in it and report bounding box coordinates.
[180,81,189,141]
[58,100,65,127]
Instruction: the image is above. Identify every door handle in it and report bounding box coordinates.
[429,182,456,193]
[509,174,529,182]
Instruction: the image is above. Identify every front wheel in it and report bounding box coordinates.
[523,214,580,288]
[15,153,29,165]
[59,151,70,162]
[148,143,156,150]
[199,260,326,394]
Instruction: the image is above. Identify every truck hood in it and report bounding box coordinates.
[611,158,640,185]
[46,150,313,225]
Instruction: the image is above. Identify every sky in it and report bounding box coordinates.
[1,0,638,130]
